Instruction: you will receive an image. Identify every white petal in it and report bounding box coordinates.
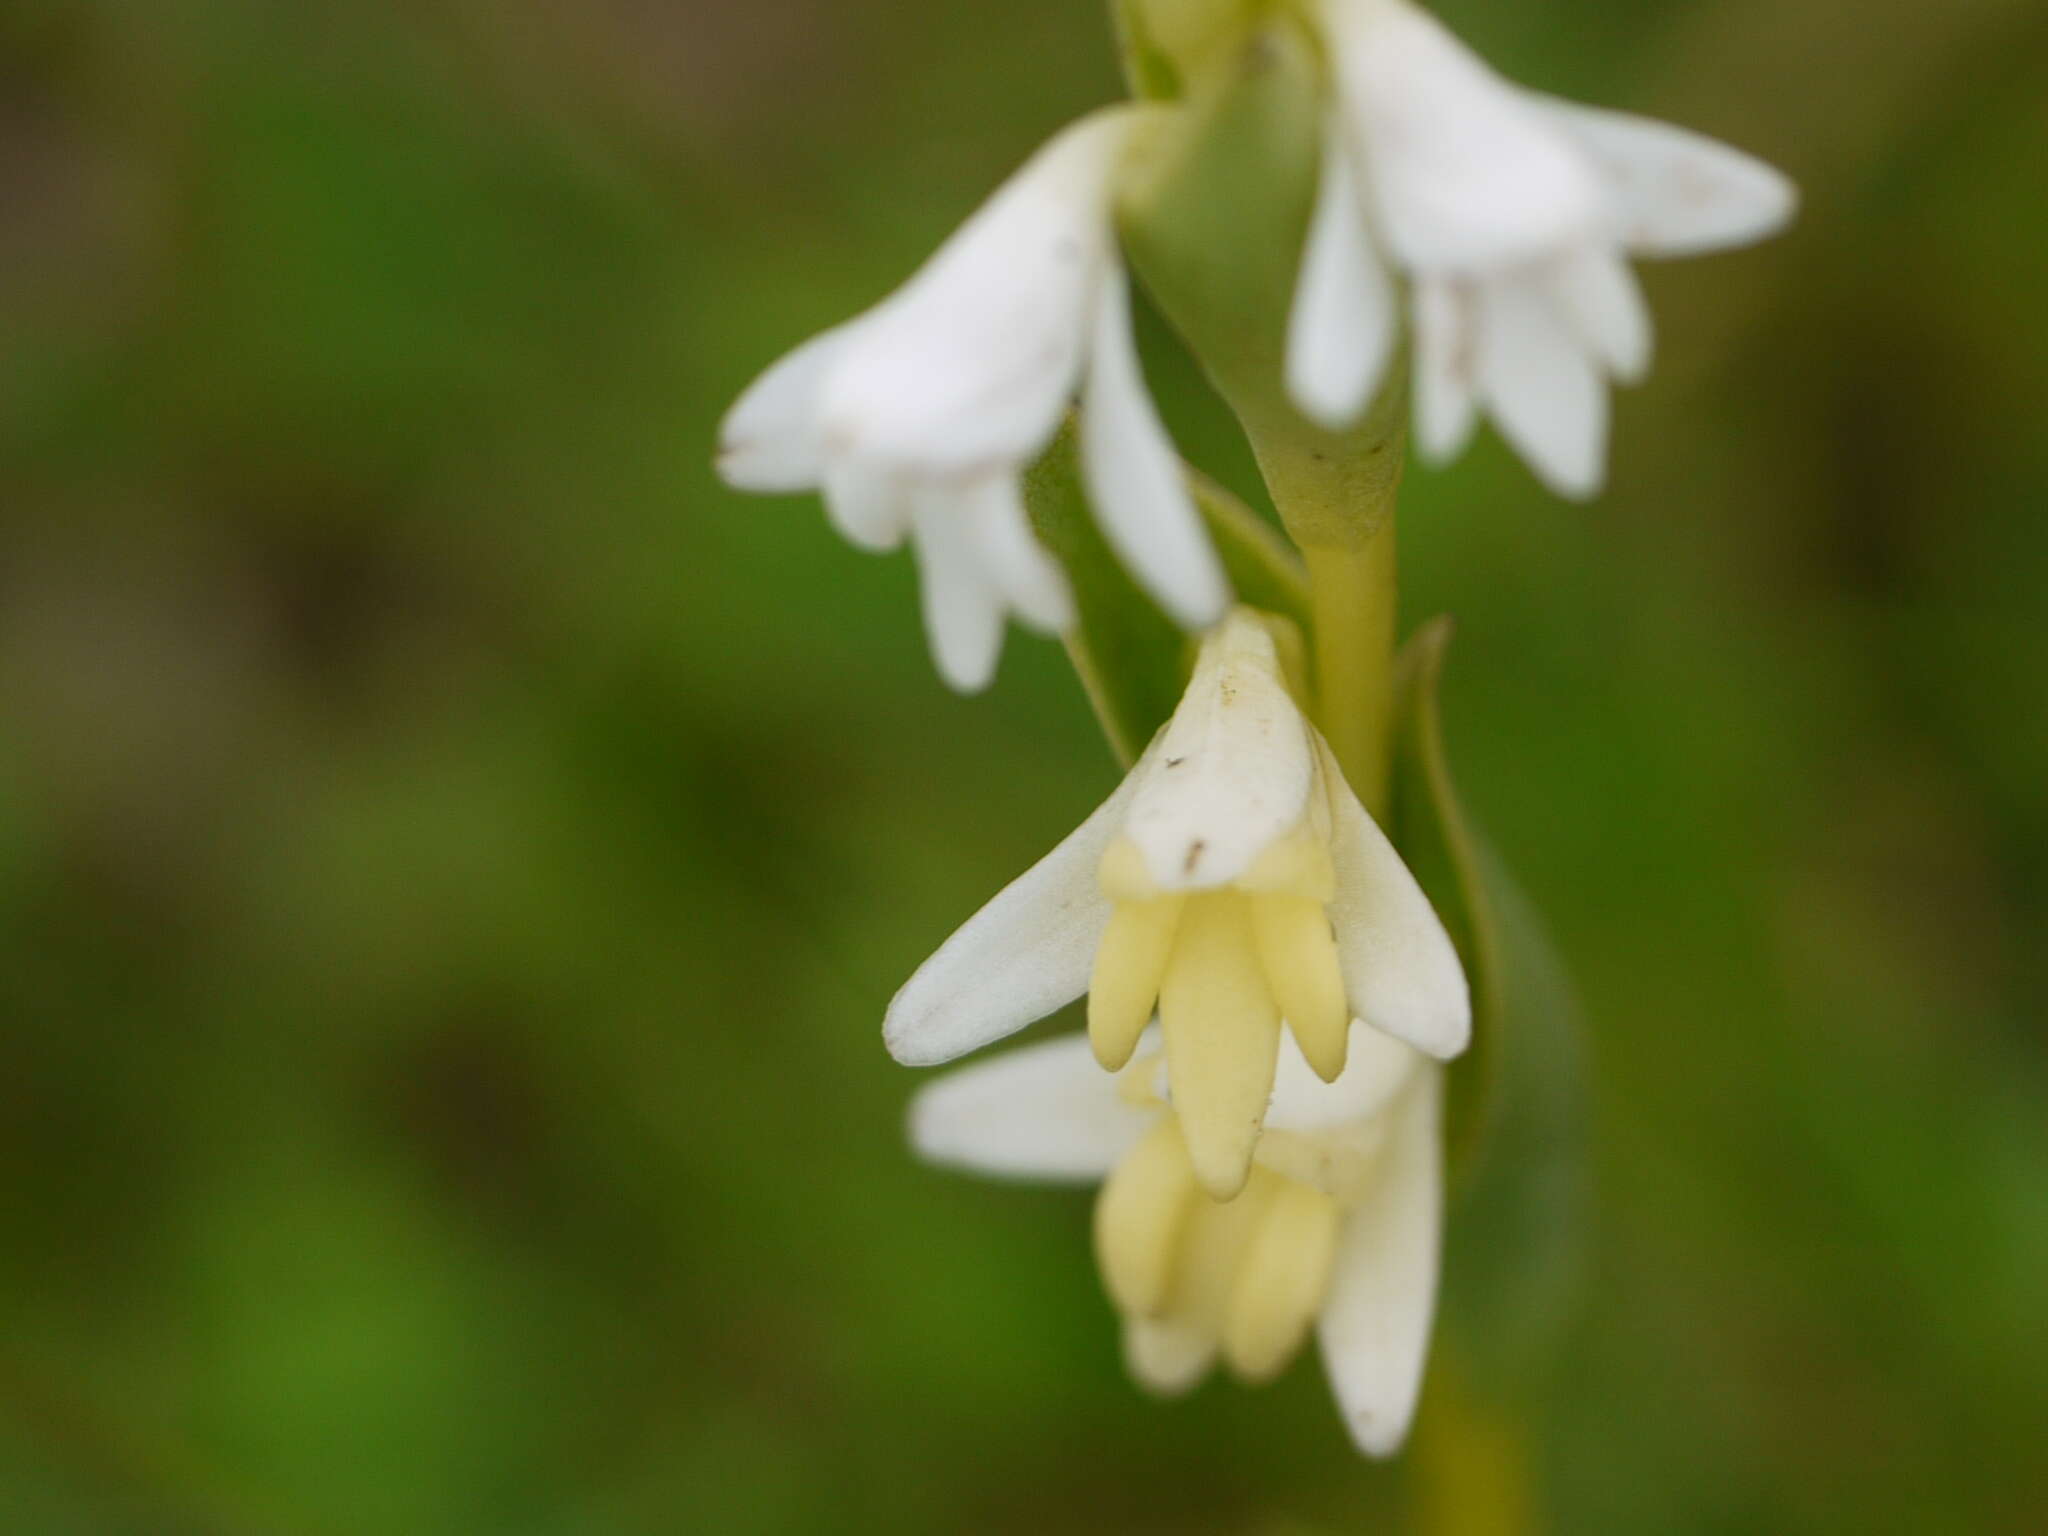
[1474,275,1608,500]
[911,494,1006,692]
[1533,96,1798,259]
[1267,1022,1424,1137]
[1325,0,1605,273]
[1547,246,1652,384]
[1410,276,1479,464]
[821,112,1132,480]
[1285,119,1398,431]
[821,457,911,552]
[1078,265,1230,631]
[907,1033,1152,1182]
[716,325,851,493]
[1123,613,1319,891]
[964,475,1073,635]
[1316,1067,1443,1458]
[1320,742,1470,1060]
[884,770,1141,1066]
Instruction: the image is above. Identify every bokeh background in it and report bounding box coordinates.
[4,1,2045,1532]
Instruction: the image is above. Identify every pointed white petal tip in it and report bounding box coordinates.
[907,1032,1151,1182]
[966,476,1074,636]
[1317,1069,1443,1459]
[1533,96,1798,258]
[910,497,1007,693]
[1474,277,1609,501]
[1080,269,1230,632]
[882,771,1138,1067]
[717,326,850,494]
[1322,743,1472,1061]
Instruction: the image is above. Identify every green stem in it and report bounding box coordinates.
[1303,523,1398,821]
[1412,1354,1541,1536]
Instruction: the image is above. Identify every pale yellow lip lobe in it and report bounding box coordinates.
[1089,826,1353,1200]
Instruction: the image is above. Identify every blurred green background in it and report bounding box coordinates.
[4,1,2045,1532]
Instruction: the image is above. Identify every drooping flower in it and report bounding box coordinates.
[717,108,1229,692]
[910,1023,1443,1456]
[886,608,1468,1198]
[1286,0,1797,498]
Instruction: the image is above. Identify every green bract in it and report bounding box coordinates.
[1117,15,1408,553]
[1395,619,1590,1402]
[1024,422,1310,766]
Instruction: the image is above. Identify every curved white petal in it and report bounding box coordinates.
[965,474,1074,635]
[1286,119,1398,431]
[1325,0,1604,273]
[1321,742,1470,1060]
[1474,275,1608,500]
[1316,1067,1443,1458]
[908,1032,1152,1182]
[884,770,1140,1066]
[821,112,1132,480]
[717,325,851,493]
[1548,246,1652,384]
[1268,1022,1424,1137]
[821,457,912,553]
[1079,266,1230,631]
[1532,96,1797,259]
[911,495,1007,692]
[1410,276,1479,464]
[1123,613,1318,891]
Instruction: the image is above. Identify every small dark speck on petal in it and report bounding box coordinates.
[1183,840,1206,876]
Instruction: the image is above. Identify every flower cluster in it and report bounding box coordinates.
[718,0,1790,1458]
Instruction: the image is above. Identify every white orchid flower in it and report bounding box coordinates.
[911,1023,1444,1457]
[886,608,1468,1199]
[718,108,1230,692]
[1286,0,1798,498]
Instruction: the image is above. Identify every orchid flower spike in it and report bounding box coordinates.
[886,607,1468,1199]
[1286,0,1798,498]
[717,107,1230,692]
[911,1024,1444,1457]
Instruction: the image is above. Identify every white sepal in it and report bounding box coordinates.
[1316,1065,1443,1458]
[908,1032,1152,1182]
[911,493,1008,693]
[1122,615,1319,891]
[1533,96,1798,259]
[817,113,1128,479]
[1079,267,1231,631]
[821,456,910,553]
[964,474,1074,635]
[1549,246,1652,385]
[1286,118,1399,431]
[717,326,851,494]
[1474,275,1608,501]
[1321,742,1471,1060]
[884,770,1139,1066]
[1325,0,1604,274]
